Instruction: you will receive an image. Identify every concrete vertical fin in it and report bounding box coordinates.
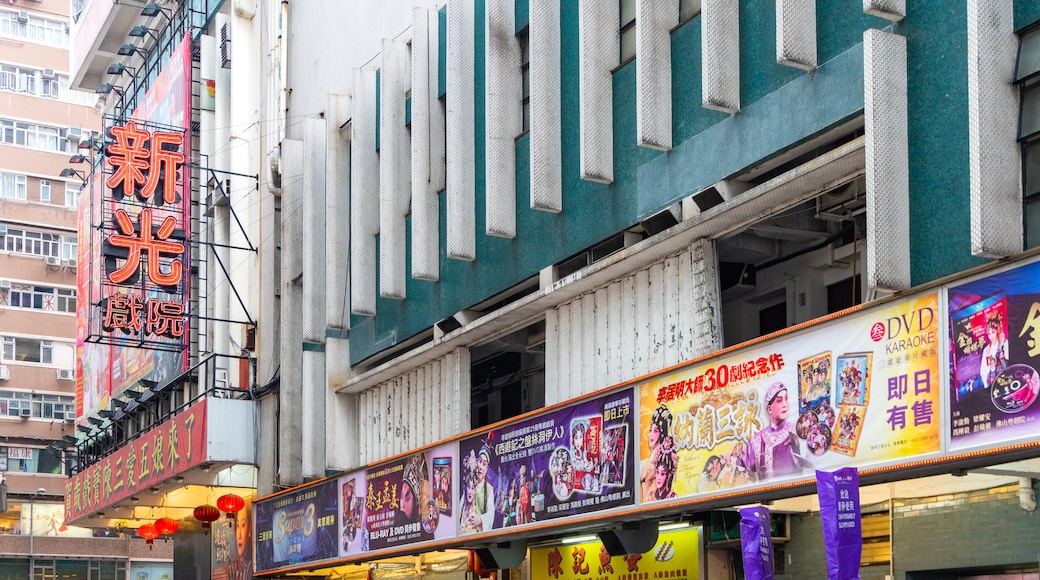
[776,0,816,70]
[380,39,411,300]
[968,0,1021,258]
[579,0,618,183]
[303,116,327,342]
[636,0,676,150]
[485,0,521,238]
[447,0,477,260]
[412,7,444,280]
[351,67,379,316]
[326,94,351,329]
[865,29,910,291]
[702,0,740,114]
[529,0,562,212]
[278,138,304,486]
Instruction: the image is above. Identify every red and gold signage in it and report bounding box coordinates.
[530,528,701,580]
[64,399,207,522]
[102,121,188,340]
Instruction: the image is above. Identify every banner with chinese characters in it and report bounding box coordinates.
[254,479,338,572]
[948,259,1040,451]
[340,441,458,554]
[529,527,701,580]
[77,169,110,420]
[816,468,862,580]
[458,389,636,535]
[637,292,941,503]
[63,399,207,522]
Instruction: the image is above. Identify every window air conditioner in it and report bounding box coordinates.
[20,408,31,417]
[57,368,74,381]
[42,69,55,79]
[16,11,28,22]
[0,366,9,381]
[44,256,61,267]
[0,279,10,289]
[67,127,82,141]
[63,258,77,269]
[64,411,75,422]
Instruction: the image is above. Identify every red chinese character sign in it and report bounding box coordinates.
[78,34,193,421]
[101,123,188,342]
[637,292,941,503]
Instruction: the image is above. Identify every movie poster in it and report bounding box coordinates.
[254,480,338,572]
[638,292,941,502]
[355,442,457,552]
[948,259,1040,451]
[212,502,253,580]
[457,388,636,535]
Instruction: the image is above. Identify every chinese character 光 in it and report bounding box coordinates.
[107,208,184,286]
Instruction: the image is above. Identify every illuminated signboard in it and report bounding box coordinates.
[101,121,187,341]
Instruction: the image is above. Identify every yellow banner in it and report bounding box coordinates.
[530,528,701,580]
[637,293,941,502]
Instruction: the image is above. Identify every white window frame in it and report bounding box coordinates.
[39,179,49,203]
[64,182,79,208]
[1,172,26,200]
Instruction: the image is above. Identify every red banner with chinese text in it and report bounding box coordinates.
[64,399,207,522]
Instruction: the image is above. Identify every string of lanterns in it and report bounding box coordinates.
[135,492,244,543]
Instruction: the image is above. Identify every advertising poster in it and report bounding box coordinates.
[77,170,110,420]
[339,442,458,555]
[458,389,636,535]
[529,527,701,580]
[100,32,192,402]
[948,259,1040,450]
[637,293,941,502]
[254,479,338,572]
[20,503,91,538]
[212,502,253,580]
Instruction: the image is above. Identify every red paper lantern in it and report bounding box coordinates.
[193,504,221,534]
[137,523,160,549]
[216,493,245,519]
[154,517,179,537]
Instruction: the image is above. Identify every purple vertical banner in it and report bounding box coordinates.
[816,467,862,580]
[739,505,774,580]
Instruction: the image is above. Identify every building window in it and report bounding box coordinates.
[0,172,26,200]
[0,10,68,47]
[520,30,530,133]
[0,227,62,256]
[0,64,35,94]
[679,0,701,24]
[64,183,79,208]
[1020,24,1040,248]
[0,118,67,153]
[620,0,636,63]
[1,284,76,313]
[61,235,76,259]
[0,336,52,363]
[39,179,50,203]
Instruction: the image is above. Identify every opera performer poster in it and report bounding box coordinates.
[948,259,1040,451]
[637,292,941,503]
[458,388,636,535]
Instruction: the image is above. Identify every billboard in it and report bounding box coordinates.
[947,259,1040,451]
[64,399,208,521]
[78,33,193,420]
[213,501,254,580]
[529,527,702,580]
[636,293,941,502]
[458,389,637,534]
[254,479,339,571]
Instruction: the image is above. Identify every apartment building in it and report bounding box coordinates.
[0,0,172,577]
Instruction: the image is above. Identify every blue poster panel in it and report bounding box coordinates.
[457,388,636,535]
[254,479,338,573]
[948,259,1040,451]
